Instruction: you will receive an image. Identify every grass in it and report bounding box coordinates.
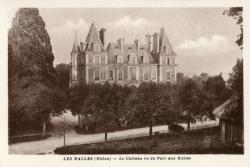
[9,134,51,144]
[54,127,243,154]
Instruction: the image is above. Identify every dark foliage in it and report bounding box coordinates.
[8,8,66,136]
[9,134,50,144]
[224,7,243,49]
[226,59,243,127]
[168,124,184,132]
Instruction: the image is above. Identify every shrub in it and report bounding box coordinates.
[9,134,50,144]
[168,124,184,132]
[75,124,96,134]
[54,138,156,154]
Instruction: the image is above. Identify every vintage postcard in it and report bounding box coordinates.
[0,0,249,167]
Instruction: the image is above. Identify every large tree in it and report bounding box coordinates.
[226,59,243,127]
[95,83,119,142]
[224,7,243,49]
[33,88,67,136]
[55,63,70,91]
[203,74,231,117]
[132,82,162,137]
[68,84,90,128]
[178,79,201,130]
[8,8,57,135]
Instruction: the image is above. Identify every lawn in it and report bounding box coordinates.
[53,127,243,154]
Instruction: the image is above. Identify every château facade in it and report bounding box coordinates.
[70,22,177,88]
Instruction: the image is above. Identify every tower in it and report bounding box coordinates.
[70,32,79,88]
[158,28,177,83]
[84,22,107,83]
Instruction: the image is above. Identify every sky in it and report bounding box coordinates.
[11,8,243,79]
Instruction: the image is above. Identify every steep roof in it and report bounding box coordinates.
[85,22,104,51]
[212,95,240,121]
[72,32,79,53]
[106,42,157,64]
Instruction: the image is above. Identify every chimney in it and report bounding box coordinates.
[99,28,106,47]
[145,33,152,52]
[134,39,139,53]
[117,38,125,52]
[153,32,159,54]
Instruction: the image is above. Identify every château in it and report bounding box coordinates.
[70,22,177,87]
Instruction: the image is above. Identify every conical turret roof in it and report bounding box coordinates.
[72,32,79,53]
[85,22,102,44]
[85,22,104,51]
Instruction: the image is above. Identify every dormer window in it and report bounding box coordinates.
[93,44,100,52]
[128,54,136,64]
[164,46,171,55]
[117,55,123,64]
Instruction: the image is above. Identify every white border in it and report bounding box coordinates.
[0,0,249,167]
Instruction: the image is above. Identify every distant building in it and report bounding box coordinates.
[200,73,209,82]
[70,23,177,87]
[213,95,243,146]
[176,72,186,84]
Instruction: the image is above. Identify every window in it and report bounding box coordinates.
[164,46,171,54]
[116,55,123,64]
[101,55,106,64]
[93,44,100,52]
[88,55,93,64]
[151,69,157,80]
[130,67,136,81]
[167,70,171,80]
[142,56,148,63]
[94,69,100,80]
[128,54,136,64]
[167,58,170,65]
[161,57,166,64]
[143,69,149,80]
[88,69,94,81]
[118,69,123,80]
[94,55,99,65]
[109,70,114,80]
[101,70,105,80]
[171,57,175,64]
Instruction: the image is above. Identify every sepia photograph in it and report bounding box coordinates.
[6,6,244,155]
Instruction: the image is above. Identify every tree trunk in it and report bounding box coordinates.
[105,132,108,142]
[63,128,66,146]
[78,114,83,129]
[187,121,190,131]
[42,120,46,136]
[149,119,153,137]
